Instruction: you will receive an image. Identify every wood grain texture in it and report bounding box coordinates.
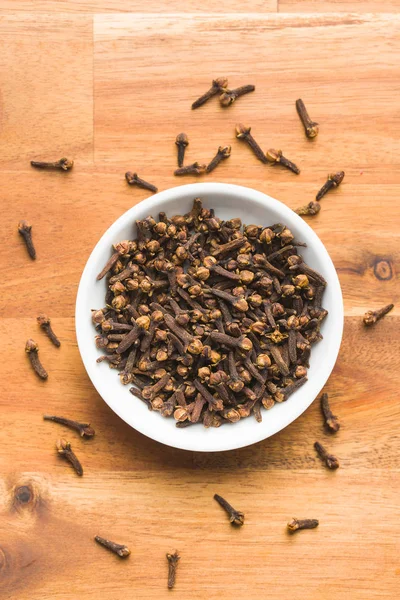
[0,7,399,600]
[0,0,277,12]
[279,0,400,12]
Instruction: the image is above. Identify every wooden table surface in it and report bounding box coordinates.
[1,2,400,599]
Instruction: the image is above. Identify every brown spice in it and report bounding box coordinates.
[314,441,339,470]
[37,314,61,347]
[192,77,228,109]
[287,518,319,532]
[266,149,300,174]
[92,198,327,428]
[295,99,319,138]
[18,220,36,260]
[95,535,131,558]
[363,303,394,326]
[316,172,345,201]
[125,172,158,193]
[44,415,95,438]
[31,157,73,170]
[320,393,340,433]
[25,339,48,380]
[56,438,83,476]
[166,550,180,589]
[214,493,244,526]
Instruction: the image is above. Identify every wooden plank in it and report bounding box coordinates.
[93,13,400,183]
[1,8,400,600]
[2,168,399,316]
[1,317,399,474]
[0,1,278,13]
[0,13,93,168]
[1,469,399,599]
[279,1,400,12]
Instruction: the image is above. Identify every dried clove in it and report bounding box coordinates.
[175,133,189,167]
[174,162,206,176]
[125,172,158,193]
[37,314,61,347]
[287,518,319,533]
[18,220,36,260]
[95,535,131,557]
[295,201,321,217]
[320,393,340,432]
[44,415,95,438]
[31,157,73,171]
[166,550,180,589]
[266,149,300,174]
[25,339,48,379]
[220,84,255,106]
[206,145,231,173]
[295,99,319,139]
[316,172,345,201]
[235,123,267,163]
[92,198,327,428]
[214,493,244,526]
[314,441,339,470]
[192,77,228,109]
[56,438,83,476]
[363,303,394,326]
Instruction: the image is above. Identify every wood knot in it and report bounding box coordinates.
[14,485,33,505]
[373,259,393,281]
[11,481,46,515]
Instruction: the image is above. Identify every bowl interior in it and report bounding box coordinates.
[76,183,343,452]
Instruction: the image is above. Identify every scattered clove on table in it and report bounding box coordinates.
[166,550,180,588]
[95,535,131,558]
[320,393,340,432]
[18,220,36,259]
[287,518,319,533]
[316,172,345,201]
[363,303,394,326]
[56,438,83,476]
[44,415,95,438]
[25,339,48,379]
[214,493,244,526]
[37,314,61,347]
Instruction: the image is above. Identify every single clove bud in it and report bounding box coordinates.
[192,77,228,109]
[314,441,339,470]
[363,303,394,326]
[206,145,231,173]
[295,99,319,139]
[235,123,267,163]
[287,518,319,533]
[37,314,61,347]
[44,415,95,438]
[174,162,206,176]
[31,157,73,171]
[214,493,244,526]
[25,339,48,380]
[266,149,300,174]
[166,550,180,589]
[295,201,321,217]
[94,535,131,558]
[56,438,83,476]
[320,393,340,433]
[175,133,189,167]
[316,171,345,201]
[125,172,158,193]
[18,220,36,260]
[220,85,255,106]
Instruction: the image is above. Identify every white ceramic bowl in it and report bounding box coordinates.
[76,183,343,452]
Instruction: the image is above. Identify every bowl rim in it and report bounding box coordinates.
[75,182,343,452]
